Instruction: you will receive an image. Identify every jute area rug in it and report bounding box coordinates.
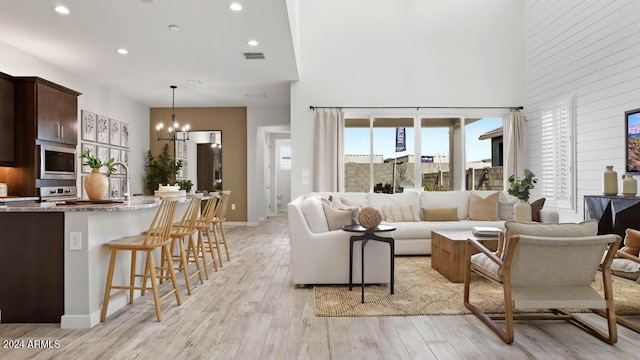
[314,256,640,317]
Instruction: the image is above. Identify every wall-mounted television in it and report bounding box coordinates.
[626,108,640,173]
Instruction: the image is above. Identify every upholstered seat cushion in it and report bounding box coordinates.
[470,252,503,282]
[611,258,640,281]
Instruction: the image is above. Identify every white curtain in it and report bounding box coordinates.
[504,109,525,181]
[313,109,344,192]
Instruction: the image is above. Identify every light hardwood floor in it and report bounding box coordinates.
[1,213,640,359]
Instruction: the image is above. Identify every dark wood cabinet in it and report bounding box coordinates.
[584,195,640,241]
[0,72,15,165]
[0,212,64,323]
[15,77,80,145]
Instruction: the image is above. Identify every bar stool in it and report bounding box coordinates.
[100,196,181,322]
[211,190,232,264]
[194,193,219,278]
[163,193,204,295]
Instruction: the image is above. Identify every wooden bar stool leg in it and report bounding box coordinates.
[219,223,230,261]
[129,250,137,304]
[146,251,163,322]
[207,228,222,267]
[197,230,210,279]
[101,249,118,322]
[164,245,182,305]
[141,255,152,296]
[205,226,222,271]
[177,236,192,295]
[188,233,204,284]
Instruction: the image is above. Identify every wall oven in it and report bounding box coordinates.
[38,142,77,180]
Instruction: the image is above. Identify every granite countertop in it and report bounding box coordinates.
[0,195,202,212]
[0,196,40,203]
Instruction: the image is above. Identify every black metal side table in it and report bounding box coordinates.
[342,224,396,303]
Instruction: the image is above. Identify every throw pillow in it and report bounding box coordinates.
[531,198,545,222]
[468,192,499,221]
[621,228,640,256]
[498,199,517,220]
[331,196,360,224]
[381,204,421,222]
[300,195,330,233]
[422,207,459,221]
[321,202,352,231]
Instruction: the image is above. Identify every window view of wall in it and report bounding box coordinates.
[344,115,506,193]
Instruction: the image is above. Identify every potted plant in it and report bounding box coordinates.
[176,179,194,194]
[79,150,117,200]
[144,143,183,195]
[507,168,537,221]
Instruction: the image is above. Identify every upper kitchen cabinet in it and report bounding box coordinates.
[0,72,15,165]
[15,77,81,145]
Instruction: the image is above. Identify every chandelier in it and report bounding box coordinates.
[156,85,190,142]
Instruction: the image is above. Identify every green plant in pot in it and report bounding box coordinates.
[176,179,194,194]
[507,168,537,222]
[144,143,183,195]
[79,150,117,200]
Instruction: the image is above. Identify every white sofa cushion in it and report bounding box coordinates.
[421,191,471,220]
[367,191,420,219]
[381,204,421,222]
[300,194,329,233]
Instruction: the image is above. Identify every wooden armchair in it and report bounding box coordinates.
[464,221,621,344]
[607,228,640,333]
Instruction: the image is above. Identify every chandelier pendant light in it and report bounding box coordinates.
[156,85,190,142]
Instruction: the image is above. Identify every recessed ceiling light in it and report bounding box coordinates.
[186,80,202,85]
[54,6,70,15]
[247,40,258,47]
[141,0,154,3]
[229,3,242,11]
[117,48,129,55]
[168,24,181,31]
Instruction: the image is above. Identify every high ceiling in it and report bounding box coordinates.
[0,0,298,107]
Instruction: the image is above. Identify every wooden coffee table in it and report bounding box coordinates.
[431,230,498,283]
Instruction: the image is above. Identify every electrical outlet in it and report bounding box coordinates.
[70,232,82,250]
[231,203,236,210]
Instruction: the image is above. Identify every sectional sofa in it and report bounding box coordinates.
[288,190,559,286]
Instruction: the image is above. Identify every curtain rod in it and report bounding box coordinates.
[309,105,523,110]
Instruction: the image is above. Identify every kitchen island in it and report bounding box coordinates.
[0,196,192,328]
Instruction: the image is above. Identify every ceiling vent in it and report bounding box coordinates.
[243,52,265,60]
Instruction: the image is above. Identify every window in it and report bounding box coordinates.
[540,98,575,210]
[279,146,291,170]
[342,111,510,193]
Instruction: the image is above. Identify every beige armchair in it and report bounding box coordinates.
[464,220,621,344]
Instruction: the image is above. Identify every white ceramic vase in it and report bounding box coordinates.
[602,165,618,196]
[514,199,532,222]
[622,174,638,196]
[84,169,108,200]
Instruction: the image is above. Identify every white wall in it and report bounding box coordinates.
[247,106,290,225]
[290,0,526,199]
[524,0,640,222]
[0,40,149,195]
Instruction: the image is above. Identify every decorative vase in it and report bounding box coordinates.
[622,174,638,196]
[513,199,532,222]
[602,165,618,196]
[84,169,108,200]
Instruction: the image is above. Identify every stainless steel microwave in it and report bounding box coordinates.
[39,143,77,180]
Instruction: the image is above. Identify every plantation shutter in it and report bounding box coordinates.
[540,98,574,210]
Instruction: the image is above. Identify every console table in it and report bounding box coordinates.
[584,195,640,240]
